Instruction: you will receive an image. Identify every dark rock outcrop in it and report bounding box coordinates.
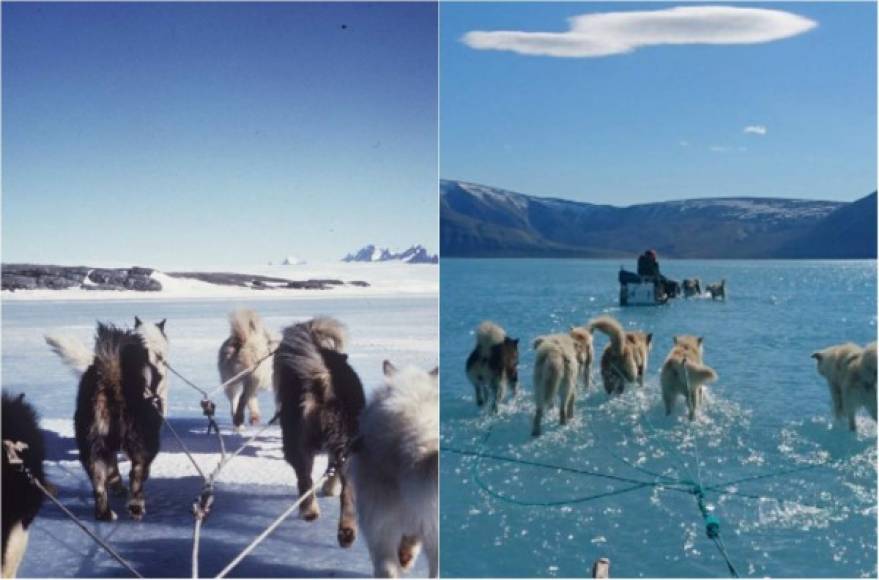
[2,264,371,293]
[1,265,161,292]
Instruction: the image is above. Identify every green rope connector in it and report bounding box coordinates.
[704,514,720,539]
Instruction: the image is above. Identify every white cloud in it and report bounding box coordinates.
[744,125,768,135]
[709,145,730,152]
[679,140,690,147]
[462,6,817,58]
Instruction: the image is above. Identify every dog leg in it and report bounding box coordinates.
[532,406,543,437]
[830,381,845,419]
[368,533,401,578]
[662,384,674,416]
[476,381,486,407]
[559,377,574,425]
[489,376,503,414]
[127,456,151,520]
[337,470,357,548]
[2,521,29,578]
[294,453,320,521]
[247,386,262,425]
[107,455,127,496]
[233,377,259,429]
[425,536,439,579]
[89,458,116,522]
[322,473,342,497]
[227,383,243,428]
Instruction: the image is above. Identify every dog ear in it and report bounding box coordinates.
[811,352,823,361]
[646,333,653,345]
[697,336,704,346]
[134,316,143,328]
[156,319,167,334]
[429,366,439,378]
[383,360,397,377]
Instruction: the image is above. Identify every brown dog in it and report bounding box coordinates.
[588,315,652,395]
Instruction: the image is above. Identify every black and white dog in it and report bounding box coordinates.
[2,393,47,578]
[274,316,365,548]
[465,321,519,413]
[47,317,169,521]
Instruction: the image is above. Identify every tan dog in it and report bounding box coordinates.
[218,309,278,429]
[531,327,593,437]
[812,342,877,432]
[660,336,718,421]
[588,315,652,395]
[706,279,726,301]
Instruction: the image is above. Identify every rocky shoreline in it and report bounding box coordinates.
[1,264,370,292]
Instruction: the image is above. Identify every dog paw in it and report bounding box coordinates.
[128,500,146,520]
[96,509,118,522]
[321,477,341,497]
[300,504,320,521]
[337,526,356,548]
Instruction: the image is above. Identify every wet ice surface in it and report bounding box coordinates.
[441,259,876,578]
[3,294,437,578]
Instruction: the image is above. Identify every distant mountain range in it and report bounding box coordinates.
[441,180,877,259]
[342,244,438,264]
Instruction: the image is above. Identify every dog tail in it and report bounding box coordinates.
[45,334,93,377]
[92,323,127,391]
[228,309,264,343]
[681,358,718,385]
[476,321,506,353]
[307,316,347,352]
[587,315,625,354]
[276,318,341,396]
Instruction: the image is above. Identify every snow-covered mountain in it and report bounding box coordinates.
[342,244,438,264]
[441,179,876,259]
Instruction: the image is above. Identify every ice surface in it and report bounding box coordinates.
[3,293,437,578]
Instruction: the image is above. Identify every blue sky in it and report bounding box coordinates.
[441,2,876,205]
[2,2,437,266]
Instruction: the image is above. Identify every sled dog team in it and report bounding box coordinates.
[3,309,437,578]
[467,316,877,436]
[681,277,726,301]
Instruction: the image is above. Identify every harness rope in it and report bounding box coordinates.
[3,440,144,579]
[214,462,339,579]
[8,350,293,580]
[151,359,285,578]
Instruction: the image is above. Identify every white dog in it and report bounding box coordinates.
[350,361,438,578]
[531,327,593,437]
[218,309,278,429]
[812,341,877,432]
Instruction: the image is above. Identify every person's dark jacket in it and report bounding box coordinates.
[637,254,660,278]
